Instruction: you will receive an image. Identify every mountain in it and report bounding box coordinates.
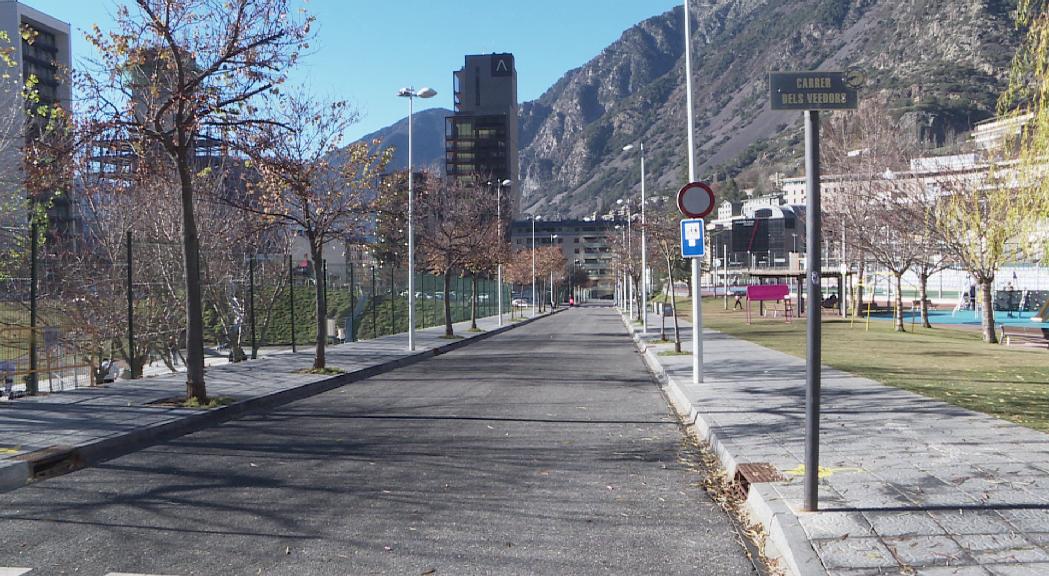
[518,0,1020,218]
[358,107,451,174]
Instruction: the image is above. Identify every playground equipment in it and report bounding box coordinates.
[745,284,792,324]
[1033,297,1049,323]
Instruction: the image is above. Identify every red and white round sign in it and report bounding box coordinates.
[677,181,716,219]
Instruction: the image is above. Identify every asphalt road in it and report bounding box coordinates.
[0,306,757,576]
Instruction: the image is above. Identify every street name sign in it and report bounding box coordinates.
[768,67,863,513]
[769,71,859,111]
[680,218,705,258]
[677,181,716,219]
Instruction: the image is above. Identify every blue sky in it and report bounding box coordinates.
[26,0,682,140]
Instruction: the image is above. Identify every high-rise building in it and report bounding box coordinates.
[445,53,519,215]
[0,1,71,235]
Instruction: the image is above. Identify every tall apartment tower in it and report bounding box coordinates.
[445,53,519,215]
[0,1,72,235]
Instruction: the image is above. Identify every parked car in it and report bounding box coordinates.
[511,298,531,307]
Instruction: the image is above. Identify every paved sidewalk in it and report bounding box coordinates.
[0,311,556,493]
[625,312,1049,576]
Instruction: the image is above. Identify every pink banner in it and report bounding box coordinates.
[746,284,789,302]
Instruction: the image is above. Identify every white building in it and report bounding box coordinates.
[972,113,1033,151]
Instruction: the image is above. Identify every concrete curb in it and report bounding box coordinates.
[621,313,827,576]
[2,309,565,494]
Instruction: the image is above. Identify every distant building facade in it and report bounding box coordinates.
[445,53,519,215]
[0,1,71,236]
[509,218,618,298]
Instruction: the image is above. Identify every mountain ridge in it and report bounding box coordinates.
[357,0,1020,218]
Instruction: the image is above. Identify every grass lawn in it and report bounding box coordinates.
[651,295,1049,433]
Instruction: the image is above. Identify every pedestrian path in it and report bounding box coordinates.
[0,311,555,493]
[625,311,1049,576]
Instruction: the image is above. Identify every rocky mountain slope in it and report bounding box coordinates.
[358,107,450,174]
[518,0,1020,218]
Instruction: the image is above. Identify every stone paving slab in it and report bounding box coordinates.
[0,311,558,492]
[625,312,1049,576]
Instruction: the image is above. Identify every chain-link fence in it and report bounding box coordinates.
[1,228,509,397]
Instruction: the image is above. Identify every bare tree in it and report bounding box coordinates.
[504,247,534,320]
[236,92,389,370]
[535,245,567,309]
[646,203,685,351]
[823,101,922,331]
[82,0,313,401]
[461,179,501,330]
[418,178,488,337]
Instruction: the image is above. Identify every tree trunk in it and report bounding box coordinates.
[311,241,327,369]
[177,157,206,402]
[919,272,932,329]
[980,278,998,343]
[893,272,905,332]
[634,274,642,321]
[667,253,682,353]
[443,270,454,337]
[853,261,865,319]
[470,273,478,330]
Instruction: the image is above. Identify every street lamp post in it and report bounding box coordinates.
[549,233,559,308]
[617,199,634,322]
[684,0,703,383]
[489,179,512,326]
[615,224,626,310]
[573,259,581,304]
[532,215,540,318]
[624,143,648,334]
[397,86,437,352]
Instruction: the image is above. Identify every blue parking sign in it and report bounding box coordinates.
[680,219,705,258]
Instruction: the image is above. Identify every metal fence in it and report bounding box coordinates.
[0,228,508,397]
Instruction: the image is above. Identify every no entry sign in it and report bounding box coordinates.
[677,181,715,219]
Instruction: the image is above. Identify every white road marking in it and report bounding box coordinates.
[0,569,31,576]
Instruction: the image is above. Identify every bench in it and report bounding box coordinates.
[1001,325,1049,349]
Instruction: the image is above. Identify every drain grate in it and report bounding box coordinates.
[733,462,786,499]
[14,445,83,480]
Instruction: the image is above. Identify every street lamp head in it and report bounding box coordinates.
[622,144,634,152]
[616,199,624,205]
[501,179,512,186]
[397,87,437,98]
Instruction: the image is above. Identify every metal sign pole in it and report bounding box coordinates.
[804,109,822,512]
[684,0,703,384]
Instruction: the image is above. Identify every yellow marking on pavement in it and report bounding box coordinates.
[0,447,21,455]
[784,465,864,479]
